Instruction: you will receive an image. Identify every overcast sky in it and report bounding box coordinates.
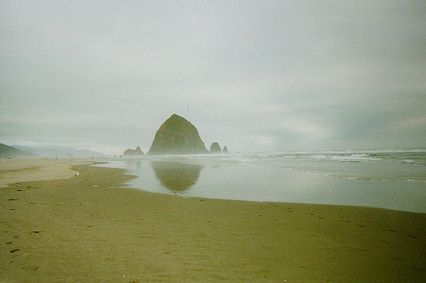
[1,0,425,154]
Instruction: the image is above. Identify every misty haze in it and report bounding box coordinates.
[1,1,425,282]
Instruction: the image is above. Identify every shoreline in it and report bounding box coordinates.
[1,161,425,281]
[95,156,426,214]
[97,158,426,215]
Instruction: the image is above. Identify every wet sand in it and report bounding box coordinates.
[1,161,425,282]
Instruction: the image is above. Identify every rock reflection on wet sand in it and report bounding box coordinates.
[151,161,202,193]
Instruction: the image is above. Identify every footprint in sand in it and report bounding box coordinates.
[22,266,39,271]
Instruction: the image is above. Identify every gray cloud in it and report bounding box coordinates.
[1,0,425,154]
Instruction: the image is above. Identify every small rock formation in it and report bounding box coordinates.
[123,146,144,156]
[223,146,228,153]
[148,114,208,155]
[210,142,222,153]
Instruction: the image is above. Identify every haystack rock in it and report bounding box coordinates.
[210,142,222,153]
[148,114,208,155]
[123,146,144,156]
[223,146,228,153]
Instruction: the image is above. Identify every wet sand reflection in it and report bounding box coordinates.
[151,161,203,193]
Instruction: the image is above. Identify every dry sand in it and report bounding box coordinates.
[0,160,425,282]
[0,158,90,188]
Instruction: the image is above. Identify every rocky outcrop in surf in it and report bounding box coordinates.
[123,146,144,156]
[210,142,222,153]
[148,114,208,155]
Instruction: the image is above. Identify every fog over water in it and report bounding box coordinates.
[1,1,425,154]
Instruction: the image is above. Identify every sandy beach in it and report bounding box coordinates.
[1,159,425,282]
[0,158,90,188]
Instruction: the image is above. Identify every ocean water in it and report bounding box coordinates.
[96,149,426,213]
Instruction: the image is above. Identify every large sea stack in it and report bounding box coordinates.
[148,114,208,155]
